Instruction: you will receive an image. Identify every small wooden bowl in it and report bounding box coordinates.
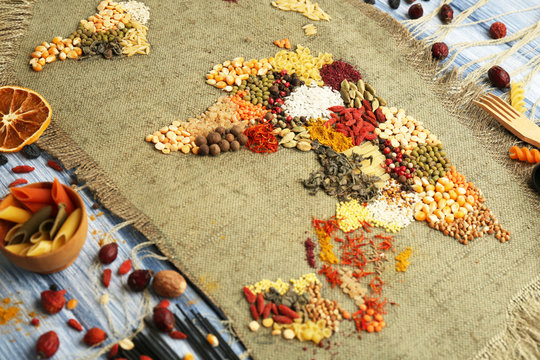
[0,182,87,274]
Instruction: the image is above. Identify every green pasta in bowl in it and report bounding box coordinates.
[0,180,87,274]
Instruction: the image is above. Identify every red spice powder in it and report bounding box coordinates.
[320,60,362,91]
[304,238,316,268]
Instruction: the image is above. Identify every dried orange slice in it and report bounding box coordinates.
[0,85,52,153]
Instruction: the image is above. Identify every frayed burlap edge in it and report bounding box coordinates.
[473,276,540,360]
[0,0,35,85]
[2,1,538,359]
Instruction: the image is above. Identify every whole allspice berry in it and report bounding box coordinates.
[195,135,207,147]
[439,4,454,24]
[198,144,209,156]
[219,139,230,152]
[431,42,449,60]
[230,140,240,152]
[408,3,423,19]
[237,134,248,146]
[209,144,221,156]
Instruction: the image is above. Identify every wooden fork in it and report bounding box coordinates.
[473,93,540,148]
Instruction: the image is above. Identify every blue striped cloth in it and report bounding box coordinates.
[0,1,538,359]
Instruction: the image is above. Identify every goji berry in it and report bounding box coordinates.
[249,304,259,321]
[67,318,83,332]
[102,268,112,288]
[8,179,28,188]
[140,356,153,360]
[170,330,188,340]
[278,304,299,319]
[106,343,119,360]
[47,160,63,172]
[117,259,132,275]
[256,293,264,315]
[242,286,256,304]
[12,165,34,173]
[262,303,272,319]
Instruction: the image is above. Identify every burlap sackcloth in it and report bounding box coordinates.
[3,0,540,359]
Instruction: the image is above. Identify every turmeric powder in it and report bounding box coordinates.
[308,119,353,153]
[315,227,339,264]
[0,298,21,325]
[395,247,412,272]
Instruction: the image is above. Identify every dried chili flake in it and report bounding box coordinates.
[47,160,63,172]
[8,179,28,188]
[320,60,362,91]
[170,330,188,340]
[12,165,34,173]
[102,268,112,288]
[118,259,132,275]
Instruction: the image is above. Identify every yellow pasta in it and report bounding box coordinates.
[5,224,23,243]
[322,327,332,338]
[510,82,527,113]
[30,230,51,244]
[52,208,82,245]
[27,240,53,256]
[0,206,32,223]
[5,242,32,255]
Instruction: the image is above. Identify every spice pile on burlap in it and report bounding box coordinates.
[2,0,539,359]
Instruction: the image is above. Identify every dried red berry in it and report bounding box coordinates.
[31,317,40,327]
[242,286,256,304]
[9,179,28,188]
[152,306,175,333]
[98,243,118,264]
[107,343,119,360]
[36,331,60,359]
[127,269,153,291]
[118,259,132,275]
[83,327,107,346]
[408,3,423,19]
[488,65,510,88]
[12,165,34,173]
[256,293,264,315]
[439,4,453,24]
[140,356,153,360]
[41,289,67,314]
[431,42,449,60]
[47,160,63,172]
[67,318,83,332]
[249,304,259,321]
[489,22,507,39]
[170,330,187,340]
[102,268,112,288]
[157,299,170,309]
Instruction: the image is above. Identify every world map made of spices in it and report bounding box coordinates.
[31,0,511,347]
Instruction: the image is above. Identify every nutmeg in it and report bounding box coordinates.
[152,270,187,298]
